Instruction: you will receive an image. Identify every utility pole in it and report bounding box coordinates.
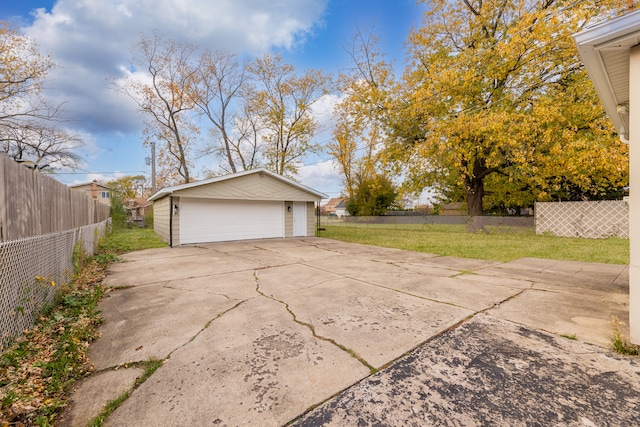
[146,141,157,194]
[151,141,156,194]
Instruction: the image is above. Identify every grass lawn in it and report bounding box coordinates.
[319,223,629,264]
[98,226,167,254]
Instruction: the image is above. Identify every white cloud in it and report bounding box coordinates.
[22,0,329,136]
[85,171,126,184]
[311,92,341,134]
[298,159,342,196]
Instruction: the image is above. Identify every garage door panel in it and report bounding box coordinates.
[180,198,283,244]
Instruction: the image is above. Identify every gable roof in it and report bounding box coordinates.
[148,168,327,201]
[68,181,111,190]
[125,198,152,208]
[573,9,640,142]
[334,199,346,209]
[323,197,345,208]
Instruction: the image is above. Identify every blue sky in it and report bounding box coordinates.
[0,0,425,197]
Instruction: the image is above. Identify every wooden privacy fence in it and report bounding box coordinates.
[0,156,110,241]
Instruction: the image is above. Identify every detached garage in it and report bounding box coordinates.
[149,168,327,246]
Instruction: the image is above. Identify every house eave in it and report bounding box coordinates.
[573,9,640,142]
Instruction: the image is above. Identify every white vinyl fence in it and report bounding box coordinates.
[0,219,110,349]
[535,201,628,239]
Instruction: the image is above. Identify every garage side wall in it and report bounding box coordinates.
[284,201,293,238]
[172,197,181,246]
[306,202,315,236]
[153,196,170,243]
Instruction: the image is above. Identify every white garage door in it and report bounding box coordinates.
[180,198,284,244]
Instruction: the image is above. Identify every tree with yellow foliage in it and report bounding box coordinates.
[246,53,331,177]
[329,28,396,198]
[394,0,632,215]
[0,21,85,170]
[0,22,55,127]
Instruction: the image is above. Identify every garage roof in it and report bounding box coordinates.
[573,9,640,142]
[148,168,327,202]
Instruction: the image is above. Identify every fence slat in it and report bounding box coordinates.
[0,156,110,241]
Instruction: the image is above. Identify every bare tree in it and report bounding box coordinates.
[230,105,262,171]
[191,50,252,173]
[0,124,83,169]
[118,32,198,184]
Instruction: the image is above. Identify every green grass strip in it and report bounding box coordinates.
[320,223,629,264]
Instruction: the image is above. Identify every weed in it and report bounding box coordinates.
[611,316,640,356]
[88,390,130,427]
[72,239,87,275]
[560,333,576,340]
[93,253,120,266]
[97,228,166,254]
[0,226,165,426]
[89,358,164,427]
[0,280,105,425]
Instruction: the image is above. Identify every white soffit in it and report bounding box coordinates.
[574,10,640,141]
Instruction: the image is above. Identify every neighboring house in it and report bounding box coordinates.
[125,198,151,221]
[334,199,349,217]
[441,202,467,216]
[69,180,111,206]
[321,197,346,215]
[148,168,327,246]
[574,9,640,343]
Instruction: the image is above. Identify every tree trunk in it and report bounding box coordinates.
[465,176,485,216]
[221,128,237,173]
[463,156,492,217]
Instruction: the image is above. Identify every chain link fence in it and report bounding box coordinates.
[0,219,110,350]
[319,214,534,229]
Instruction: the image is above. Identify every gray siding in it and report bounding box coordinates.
[284,201,293,238]
[153,196,170,243]
[172,197,181,246]
[306,202,315,236]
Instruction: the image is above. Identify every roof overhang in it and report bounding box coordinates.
[573,9,640,143]
[148,168,328,201]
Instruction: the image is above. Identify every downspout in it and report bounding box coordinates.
[316,201,320,236]
[616,104,630,143]
[169,195,173,248]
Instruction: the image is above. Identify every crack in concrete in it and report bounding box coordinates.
[92,298,254,373]
[253,270,378,374]
[169,298,254,358]
[611,267,628,287]
[161,283,232,300]
[303,261,475,311]
[86,295,254,425]
[480,288,527,313]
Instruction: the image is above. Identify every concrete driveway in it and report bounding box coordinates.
[62,238,639,426]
